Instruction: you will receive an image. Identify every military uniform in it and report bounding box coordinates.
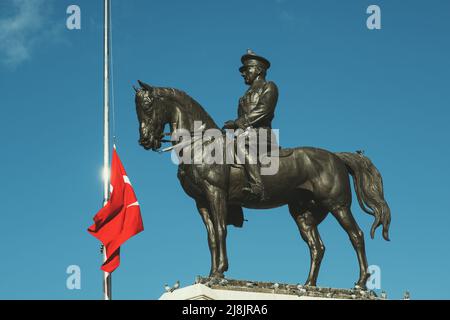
[236,78,278,145]
[229,50,279,201]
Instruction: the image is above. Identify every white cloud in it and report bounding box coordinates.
[0,0,51,67]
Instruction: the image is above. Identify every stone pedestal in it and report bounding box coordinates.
[159,277,381,300]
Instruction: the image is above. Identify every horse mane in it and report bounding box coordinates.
[154,87,219,129]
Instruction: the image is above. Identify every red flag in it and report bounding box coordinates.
[88,148,144,273]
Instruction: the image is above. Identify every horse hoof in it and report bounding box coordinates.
[354,283,367,290]
[209,272,225,279]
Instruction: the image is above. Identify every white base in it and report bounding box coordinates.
[160,283,340,300]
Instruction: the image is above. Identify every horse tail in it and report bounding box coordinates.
[335,152,391,241]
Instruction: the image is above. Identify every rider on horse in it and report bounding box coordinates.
[223,49,279,202]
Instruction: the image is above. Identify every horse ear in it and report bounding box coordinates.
[138,80,154,94]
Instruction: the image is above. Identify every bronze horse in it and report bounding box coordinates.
[134,80,391,289]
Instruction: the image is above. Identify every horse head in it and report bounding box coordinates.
[134,80,166,151]
[135,80,220,152]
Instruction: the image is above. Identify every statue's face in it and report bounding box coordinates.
[135,89,163,151]
[241,67,259,85]
[241,66,259,85]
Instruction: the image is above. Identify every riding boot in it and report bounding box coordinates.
[242,159,266,202]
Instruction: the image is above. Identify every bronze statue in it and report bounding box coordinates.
[223,50,278,202]
[134,51,391,289]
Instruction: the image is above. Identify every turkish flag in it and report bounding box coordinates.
[88,148,144,273]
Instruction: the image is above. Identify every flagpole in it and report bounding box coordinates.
[103,0,112,300]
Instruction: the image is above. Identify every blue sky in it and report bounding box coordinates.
[0,0,449,299]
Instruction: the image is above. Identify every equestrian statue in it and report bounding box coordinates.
[133,50,391,289]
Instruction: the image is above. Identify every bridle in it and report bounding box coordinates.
[155,123,208,154]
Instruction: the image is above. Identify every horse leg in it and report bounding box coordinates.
[331,206,370,289]
[205,184,228,277]
[289,204,326,287]
[196,200,219,277]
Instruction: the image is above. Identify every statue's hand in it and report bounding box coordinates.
[222,120,238,130]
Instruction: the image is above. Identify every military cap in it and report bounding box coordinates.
[239,49,271,72]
